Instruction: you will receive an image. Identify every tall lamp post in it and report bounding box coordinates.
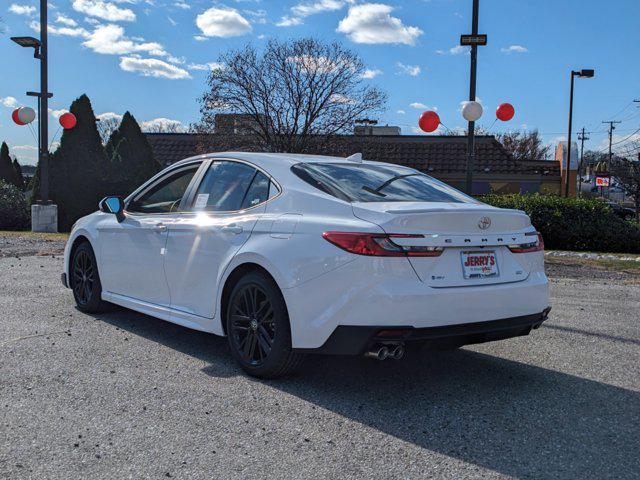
[11,0,56,232]
[564,69,594,197]
[461,0,487,195]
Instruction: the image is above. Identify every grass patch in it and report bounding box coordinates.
[0,230,69,241]
[546,255,640,273]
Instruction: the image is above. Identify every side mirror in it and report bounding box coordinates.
[99,196,125,223]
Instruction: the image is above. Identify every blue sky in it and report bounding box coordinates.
[1,0,639,165]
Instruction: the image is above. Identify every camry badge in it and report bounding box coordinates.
[478,217,491,230]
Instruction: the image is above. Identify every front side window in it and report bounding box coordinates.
[128,166,198,214]
[291,162,476,204]
[193,161,273,212]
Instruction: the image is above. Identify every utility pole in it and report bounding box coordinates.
[463,0,486,195]
[603,120,622,169]
[603,120,621,200]
[39,0,49,203]
[577,127,589,197]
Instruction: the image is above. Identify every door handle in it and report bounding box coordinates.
[221,225,243,235]
[153,223,167,233]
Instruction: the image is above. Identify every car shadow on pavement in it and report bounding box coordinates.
[90,308,640,479]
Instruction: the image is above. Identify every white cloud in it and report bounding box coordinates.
[501,45,528,54]
[12,145,38,152]
[449,45,468,55]
[277,0,344,27]
[140,117,186,132]
[396,109,405,114]
[337,3,423,45]
[1,97,19,108]
[173,1,190,9]
[188,62,225,71]
[437,45,469,55]
[72,0,136,22]
[56,14,78,26]
[276,16,303,27]
[396,62,420,76]
[196,7,252,38]
[243,9,267,24]
[119,56,191,79]
[83,24,166,56]
[49,108,69,119]
[410,102,437,110]
[31,20,91,37]
[361,68,382,79]
[193,35,208,42]
[167,16,177,26]
[9,4,36,16]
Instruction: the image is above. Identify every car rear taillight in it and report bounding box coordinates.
[508,231,544,253]
[322,232,443,257]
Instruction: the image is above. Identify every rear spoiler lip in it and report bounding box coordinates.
[383,207,527,216]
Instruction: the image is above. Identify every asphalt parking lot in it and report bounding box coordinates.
[1,254,639,479]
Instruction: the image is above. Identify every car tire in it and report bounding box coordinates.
[226,271,304,379]
[70,241,110,313]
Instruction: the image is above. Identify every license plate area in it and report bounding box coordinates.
[461,250,499,279]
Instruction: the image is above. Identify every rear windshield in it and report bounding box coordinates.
[291,162,476,203]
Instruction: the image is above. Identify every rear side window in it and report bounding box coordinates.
[291,162,475,203]
[193,161,275,212]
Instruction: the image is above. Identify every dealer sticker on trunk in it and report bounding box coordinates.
[461,251,499,279]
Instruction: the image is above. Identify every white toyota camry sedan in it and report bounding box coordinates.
[63,152,550,378]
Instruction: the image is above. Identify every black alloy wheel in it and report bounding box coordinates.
[73,248,95,306]
[70,242,109,313]
[229,284,276,366]
[226,271,303,378]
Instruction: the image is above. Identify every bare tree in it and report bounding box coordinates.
[495,130,550,161]
[194,38,387,153]
[96,115,122,145]
[610,153,640,221]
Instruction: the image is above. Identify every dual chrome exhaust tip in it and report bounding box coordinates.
[364,343,405,361]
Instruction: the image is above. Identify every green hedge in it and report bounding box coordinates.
[480,193,640,253]
[0,180,30,230]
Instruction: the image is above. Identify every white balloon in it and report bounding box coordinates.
[461,101,483,122]
[17,107,36,124]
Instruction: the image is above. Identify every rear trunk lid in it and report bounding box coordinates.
[352,201,534,287]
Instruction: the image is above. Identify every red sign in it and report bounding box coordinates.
[595,176,610,187]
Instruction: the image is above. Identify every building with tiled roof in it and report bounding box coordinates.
[145,129,561,195]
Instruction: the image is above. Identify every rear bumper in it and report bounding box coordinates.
[295,307,551,355]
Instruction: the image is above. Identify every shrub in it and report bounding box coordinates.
[480,193,640,253]
[0,180,30,230]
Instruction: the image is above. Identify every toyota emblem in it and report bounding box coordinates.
[478,217,491,230]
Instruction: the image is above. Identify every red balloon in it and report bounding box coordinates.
[418,111,440,133]
[496,103,515,121]
[59,112,77,130]
[12,108,26,126]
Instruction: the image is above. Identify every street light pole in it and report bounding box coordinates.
[465,0,480,195]
[564,71,575,198]
[564,69,594,197]
[39,0,50,203]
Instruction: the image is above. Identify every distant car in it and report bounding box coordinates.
[62,153,551,378]
[606,201,636,221]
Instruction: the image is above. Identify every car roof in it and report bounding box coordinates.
[171,151,401,179]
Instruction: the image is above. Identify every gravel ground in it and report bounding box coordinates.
[0,233,67,258]
[1,255,639,480]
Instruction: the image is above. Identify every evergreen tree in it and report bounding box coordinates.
[12,158,25,190]
[105,111,161,196]
[0,142,19,187]
[46,94,110,230]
